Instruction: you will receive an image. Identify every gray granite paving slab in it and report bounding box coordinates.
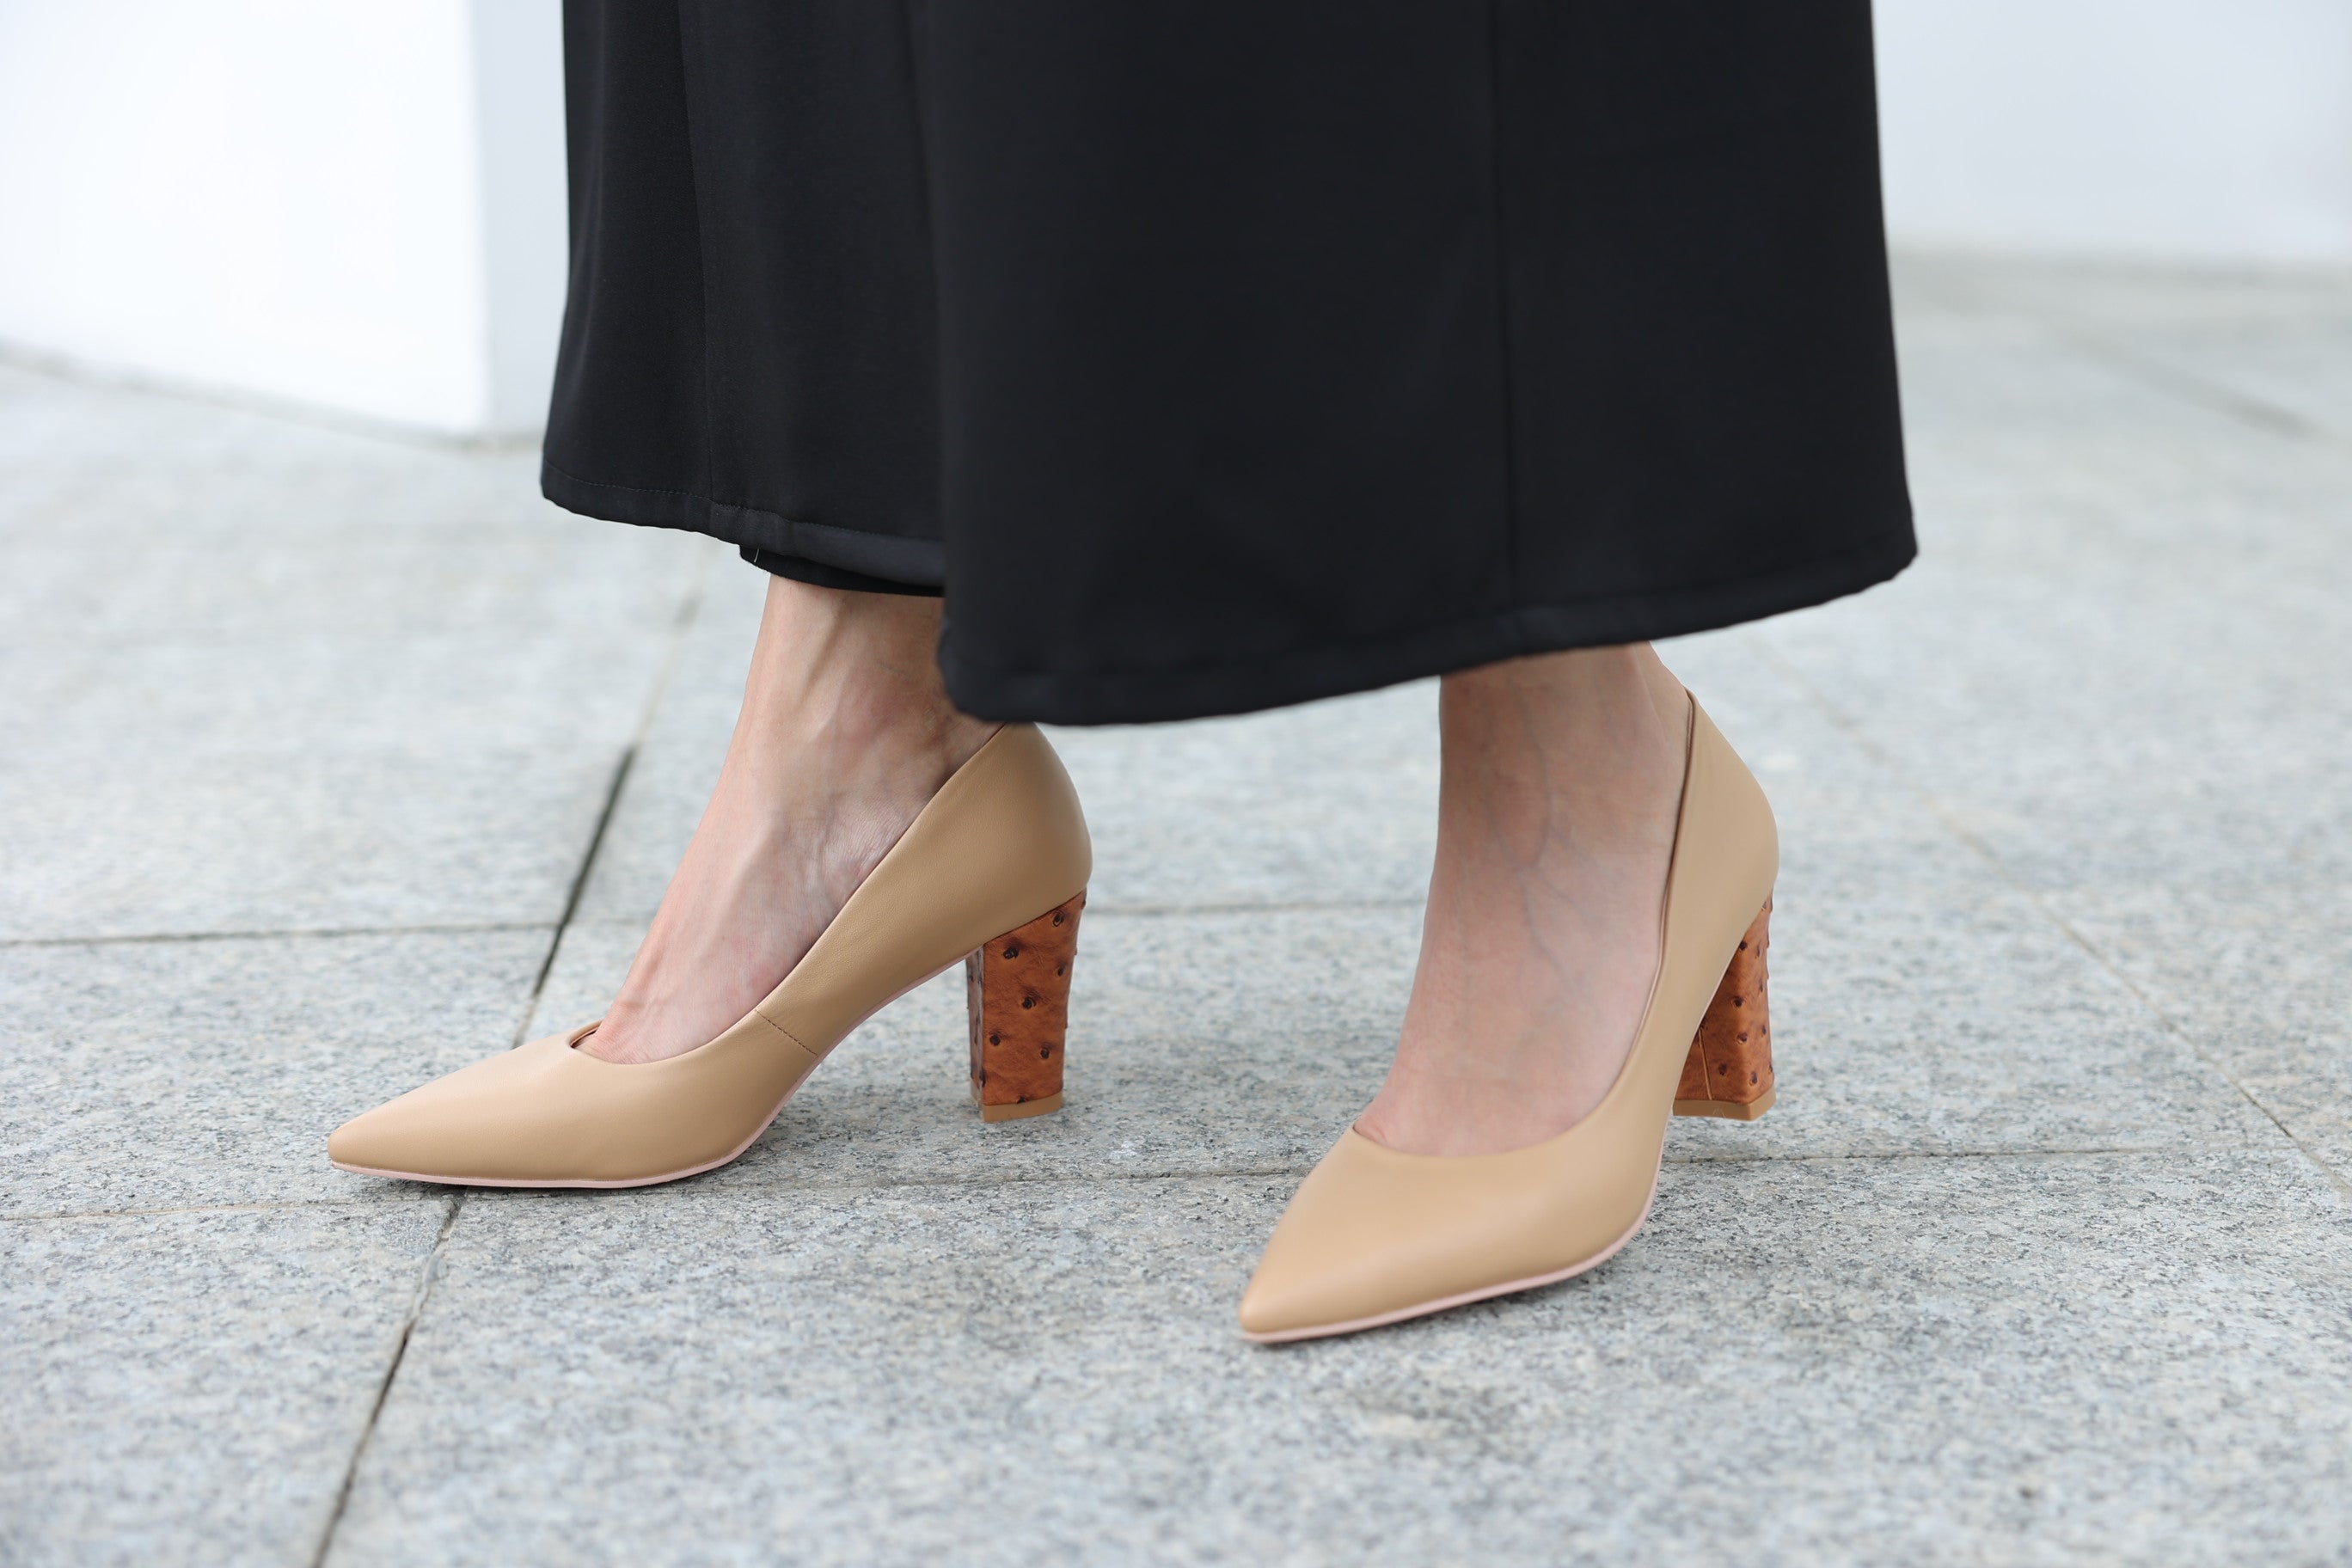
[2054,884,2352,1181]
[0,929,548,1216]
[1894,252,2352,329]
[330,1149,2352,1567]
[0,629,658,766]
[0,378,701,653]
[0,1200,450,1568]
[1758,567,2352,903]
[0,635,665,943]
[0,388,704,940]
[0,740,628,940]
[1893,253,2352,440]
[1889,308,2352,539]
[1668,884,2276,1163]
[1656,628,1994,903]
[1749,318,2351,1183]
[0,490,697,648]
[2092,320,2352,444]
[1757,319,2352,903]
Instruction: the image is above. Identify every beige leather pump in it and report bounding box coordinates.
[329,723,1091,1187]
[1238,695,1778,1343]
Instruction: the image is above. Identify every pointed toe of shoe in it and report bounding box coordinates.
[1238,1216,1432,1343]
[1236,1132,1447,1342]
[326,1035,596,1185]
[326,1104,402,1174]
[327,1076,492,1182]
[324,1030,797,1187]
[1236,1254,1348,1343]
[1238,1124,1668,1342]
[1236,1237,1312,1340]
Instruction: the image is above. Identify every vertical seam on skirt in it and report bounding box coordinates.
[897,0,952,621]
[672,1,723,504]
[1483,0,1524,637]
[899,0,947,592]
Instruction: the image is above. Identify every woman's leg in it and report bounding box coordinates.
[583,576,996,1064]
[1355,644,1689,1155]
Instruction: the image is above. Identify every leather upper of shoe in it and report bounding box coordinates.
[1237,698,1777,1339]
[328,723,1091,1185]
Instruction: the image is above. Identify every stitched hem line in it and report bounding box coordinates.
[542,460,946,588]
[1483,0,1521,617]
[940,526,1916,726]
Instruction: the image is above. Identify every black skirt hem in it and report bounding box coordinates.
[739,547,943,598]
[941,527,1915,726]
[541,462,946,589]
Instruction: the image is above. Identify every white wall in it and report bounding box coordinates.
[469,0,571,431]
[1877,0,2352,266]
[0,0,565,435]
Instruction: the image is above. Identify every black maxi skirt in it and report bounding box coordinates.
[542,2,1915,726]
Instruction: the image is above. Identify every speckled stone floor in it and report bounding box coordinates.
[5,255,2350,1567]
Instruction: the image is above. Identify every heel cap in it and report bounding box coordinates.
[1673,1086,1776,1122]
[977,1092,1064,1124]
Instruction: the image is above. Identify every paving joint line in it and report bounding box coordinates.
[459,1164,1321,1201]
[1663,1142,2259,1167]
[518,744,639,1024]
[2,1196,432,1224]
[308,548,714,1565]
[512,551,710,1042]
[442,1141,2239,1209]
[308,1191,468,1568]
[1750,636,2352,1203]
[1892,261,2346,451]
[10,1142,2255,1229]
[2050,325,2339,449]
[0,921,553,951]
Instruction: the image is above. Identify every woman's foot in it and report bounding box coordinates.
[582,576,996,1064]
[1353,644,1689,1156]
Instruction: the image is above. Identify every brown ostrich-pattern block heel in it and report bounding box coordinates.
[1674,897,1775,1120]
[966,891,1084,1122]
